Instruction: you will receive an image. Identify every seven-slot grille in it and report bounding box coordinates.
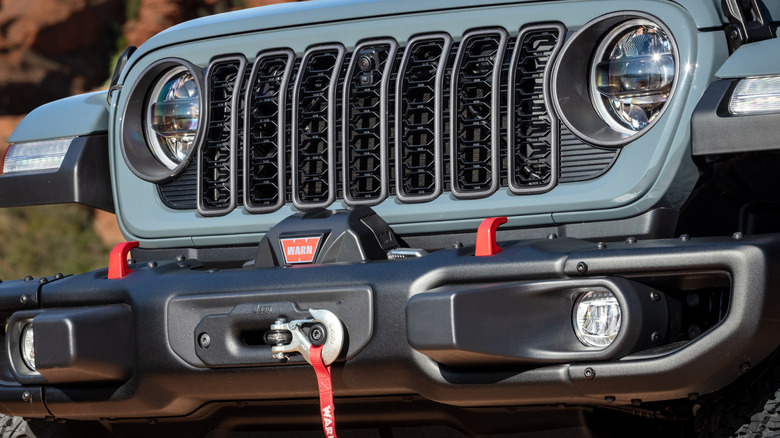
[159,25,620,214]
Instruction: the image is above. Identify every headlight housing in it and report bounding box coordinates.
[121,59,204,183]
[552,13,678,147]
[591,19,675,134]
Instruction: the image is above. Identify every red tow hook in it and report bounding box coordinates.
[475,217,507,257]
[108,241,139,279]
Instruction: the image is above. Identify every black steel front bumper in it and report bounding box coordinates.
[0,232,779,421]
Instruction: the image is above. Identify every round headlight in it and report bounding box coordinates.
[145,67,200,170]
[21,323,35,371]
[121,59,203,183]
[590,19,676,135]
[573,290,621,348]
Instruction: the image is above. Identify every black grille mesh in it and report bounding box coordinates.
[343,41,397,204]
[244,50,293,212]
[198,58,245,214]
[451,30,507,197]
[508,26,562,194]
[395,35,451,201]
[292,46,344,207]
[159,27,621,213]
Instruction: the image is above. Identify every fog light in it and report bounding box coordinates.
[573,290,621,348]
[21,323,35,371]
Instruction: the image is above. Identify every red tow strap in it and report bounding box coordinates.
[310,345,337,438]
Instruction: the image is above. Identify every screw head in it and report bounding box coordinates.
[626,237,637,244]
[452,242,463,249]
[22,391,31,403]
[651,331,662,343]
[309,324,326,347]
[604,396,616,403]
[147,261,158,268]
[679,234,690,242]
[576,262,588,275]
[198,333,211,349]
[584,367,596,379]
[597,242,606,250]
[24,276,33,282]
[547,233,558,240]
[176,255,186,262]
[650,291,661,302]
[38,277,48,285]
[733,232,743,240]
[19,295,29,305]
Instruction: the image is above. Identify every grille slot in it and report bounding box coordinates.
[244,50,295,213]
[450,29,508,198]
[198,56,247,216]
[291,44,345,209]
[342,39,398,206]
[395,34,452,203]
[507,25,564,194]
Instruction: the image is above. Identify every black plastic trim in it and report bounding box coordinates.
[407,277,669,366]
[0,135,113,212]
[692,79,780,156]
[174,288,373,367]
[0,233,777,419]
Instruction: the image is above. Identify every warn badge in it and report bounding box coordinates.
[279,236,322,264]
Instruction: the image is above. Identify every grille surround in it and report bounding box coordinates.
[158,25,621,215]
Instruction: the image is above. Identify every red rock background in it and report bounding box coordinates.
[0,0,299,276]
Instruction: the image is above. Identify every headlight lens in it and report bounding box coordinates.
[591,19,676,135]
[145,67,200,170]
[21,323,35,371]
[573,290,621,348]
